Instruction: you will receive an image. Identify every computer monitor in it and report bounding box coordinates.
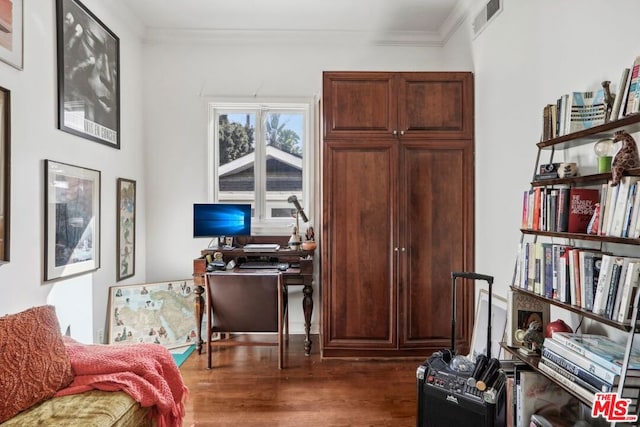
[193,203,252,247]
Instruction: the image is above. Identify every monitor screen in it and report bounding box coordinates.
[193,203,252,238]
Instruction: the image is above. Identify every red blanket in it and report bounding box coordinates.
[56,337,189,427]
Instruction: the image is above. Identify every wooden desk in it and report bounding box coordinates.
[193,242,314,356]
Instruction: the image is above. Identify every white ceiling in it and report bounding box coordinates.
[122,0,470,46]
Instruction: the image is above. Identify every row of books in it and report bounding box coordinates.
[540,54,640,141]
[539,333,640,406]
[514,243,640,322]
[598,176,640,238]
[522,178,640,238]
[521,187,598,234]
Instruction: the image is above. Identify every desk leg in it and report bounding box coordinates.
[303,281,313,356]
[194,284,205,354]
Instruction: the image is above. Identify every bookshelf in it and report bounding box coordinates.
[508,113,640,425]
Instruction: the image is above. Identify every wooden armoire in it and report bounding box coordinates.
[321,71,475,357]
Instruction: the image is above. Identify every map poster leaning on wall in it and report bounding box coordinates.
[107,279,201,349]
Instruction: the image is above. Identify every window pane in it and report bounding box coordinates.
[217,112,255,207]
[264,112,304,219]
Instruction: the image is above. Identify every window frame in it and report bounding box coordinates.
[207,98,314,236]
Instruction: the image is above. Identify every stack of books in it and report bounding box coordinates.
[539,333,640,404]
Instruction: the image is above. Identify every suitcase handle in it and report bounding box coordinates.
[450,271,494,359]
[452,271,494,284]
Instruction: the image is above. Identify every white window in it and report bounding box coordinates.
[208,100,312,235]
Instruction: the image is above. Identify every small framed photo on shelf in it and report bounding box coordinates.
[506,289,550,353]
[116,178,135,281]
[55,0,120,148]
[44,160,101,281]
[0,0,23,70]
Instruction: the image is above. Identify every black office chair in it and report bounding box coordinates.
[205,271,287,369]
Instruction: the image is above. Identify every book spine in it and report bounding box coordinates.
[543,338,619,383]
[617,262,640,323]
[604,258,624,319]
[541,347,613,392]
[537,361,595,403]
[550,334,623,375]
[539,358,604,394]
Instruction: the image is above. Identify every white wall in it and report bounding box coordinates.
[470,0,640,334]
[0,1,146,343]
[141,37,473,333]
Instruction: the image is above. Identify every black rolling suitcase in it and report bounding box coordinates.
[416,272,506,427]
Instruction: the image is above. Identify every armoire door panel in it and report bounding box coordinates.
[397,73,474,139]
[323,142,397,346]
[322,72,396,139]
[399,142,474,349]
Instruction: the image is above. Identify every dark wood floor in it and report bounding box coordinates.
[179,334,425,427]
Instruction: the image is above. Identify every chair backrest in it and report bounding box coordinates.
[207,272,280,333]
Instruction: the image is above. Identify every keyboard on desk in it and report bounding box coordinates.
[239,261,289,270]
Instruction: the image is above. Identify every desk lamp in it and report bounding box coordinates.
[287,195,308,249]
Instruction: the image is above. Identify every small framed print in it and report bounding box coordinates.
[44,160,101,281]
[0,0,23,70]
[56,0,120,148]
[116,178,135,281]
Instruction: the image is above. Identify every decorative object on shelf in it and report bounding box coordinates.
[557,162,578,178]
[56,0,120,148]
[594,138,616,173]
[611,130,640,186]
[44,160,101,281]
[521,319,544,353]
[602,80,615,123]
[544,319,573,338]
[116,178,136,281]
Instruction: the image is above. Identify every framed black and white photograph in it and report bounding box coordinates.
[116,177,135,281]
[56,0,120,148]
[0,86,9,263]
[0,0,23,70]
[45,160,101,281]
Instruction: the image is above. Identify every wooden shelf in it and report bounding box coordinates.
[520,229,640,245]
[531,168,640,187]
[509,286,637,332]
[537,114,640,150]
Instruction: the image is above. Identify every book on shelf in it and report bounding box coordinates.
[611,257,640,321]
[611,67,631,121]
[622,181,638,238]
[578,250,602,311]
[556,187,571,232]
[592,254,618,316]
[517,370,579,427]
[604,256,624,319]
[609,176,640,237]
[624,56,640,116]
[550,332,640,375]
[616,261,640,324]
[539,356,607,394]
[567,188,599,234]
[568,89,606,133]
[629,182,640,238]
[543,337,640,384]
[537,360,596,404]
[506,289,550,348]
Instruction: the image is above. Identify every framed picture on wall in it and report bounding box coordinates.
[44,160,101,281]
[55,0,120,148]
[0,86,9,263]
[0,0,23,70]
[116,178,135,281]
